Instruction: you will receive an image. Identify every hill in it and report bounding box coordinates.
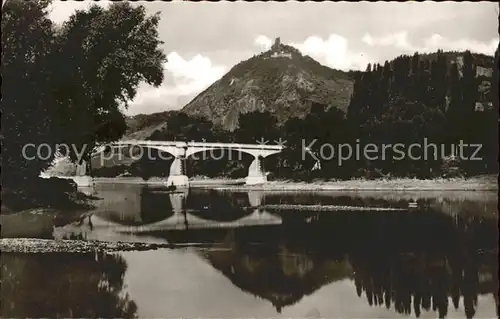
[124,45,495,139]
[181,38,356,131]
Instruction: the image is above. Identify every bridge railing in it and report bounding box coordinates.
[108,140,284,150]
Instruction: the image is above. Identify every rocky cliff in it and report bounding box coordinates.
[181,38,355,131]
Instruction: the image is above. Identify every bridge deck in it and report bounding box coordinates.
[112,140,284,151]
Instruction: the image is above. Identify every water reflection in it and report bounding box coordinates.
[197,234,353,313]
[83,185,500,318]
[90,185,497,317]
[2,185,498,318]
[186,190,254,221]
[350,248,498,319]
[89,185,498,227]
[90,185,279,232]
[1,252,137,318]
[185,211,498,318]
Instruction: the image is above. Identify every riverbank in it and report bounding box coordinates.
[1,176,96,215]
[88,176,245,186]
[78,175,498,191]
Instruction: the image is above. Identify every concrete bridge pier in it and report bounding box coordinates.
[246,155,267,185]
[247,190,264,207]
[167,156,189,187]
[169,190,188,214]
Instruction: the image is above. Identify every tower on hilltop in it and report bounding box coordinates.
[271,37,281,51]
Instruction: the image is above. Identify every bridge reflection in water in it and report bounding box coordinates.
[31,185,498,319]
[90,184,278,232]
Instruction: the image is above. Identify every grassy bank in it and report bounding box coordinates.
[2,178,94,214]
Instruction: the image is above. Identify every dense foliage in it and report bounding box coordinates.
[2,0,56,186]
[1,0,165,208]
[134,49,498,180]
[345,50,497,178]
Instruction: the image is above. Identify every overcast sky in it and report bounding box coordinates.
[47,1,499,115]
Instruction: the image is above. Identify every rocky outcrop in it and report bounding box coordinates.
[181,39,355,131]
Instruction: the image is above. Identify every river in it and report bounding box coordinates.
[1,183,498,318]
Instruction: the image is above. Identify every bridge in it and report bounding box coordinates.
[74,140,284,187]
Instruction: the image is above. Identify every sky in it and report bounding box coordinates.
[47,1,499,115]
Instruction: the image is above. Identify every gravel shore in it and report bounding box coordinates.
[0,238,172,253]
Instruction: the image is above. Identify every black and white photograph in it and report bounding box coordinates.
[1,0,499,318]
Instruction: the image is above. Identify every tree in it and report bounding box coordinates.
[491,44,499,115]
[149,113,217,141]
[430,50,448,111]
[1,0,56,186]
[1,0,166,188]
[447,51,478,147]
[235,111,279,143]
[51,2,166,164]
[460,51,478,115]
[447,62,461,118]
[496,6,500,115]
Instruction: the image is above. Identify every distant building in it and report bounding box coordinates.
[269,37,292,59]
[271,51,292,59]
[271,37,281,51]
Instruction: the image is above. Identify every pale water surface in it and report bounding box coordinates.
[1,183,498,318]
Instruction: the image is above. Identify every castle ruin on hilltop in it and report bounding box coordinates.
[270,37,292,59]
